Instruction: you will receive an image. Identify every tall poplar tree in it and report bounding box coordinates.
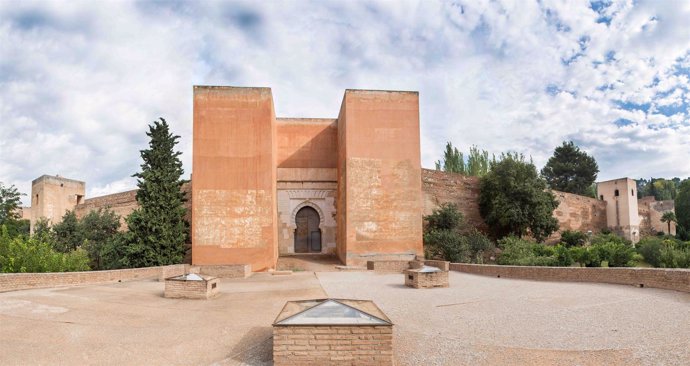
[121,118,188,267]
[435,141,465,174]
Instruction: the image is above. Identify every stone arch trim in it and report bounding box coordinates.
[291,201,325,229]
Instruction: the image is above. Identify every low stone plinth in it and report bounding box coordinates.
[404,266,449,289]
[164,274,219,299]
[273,299,393,365]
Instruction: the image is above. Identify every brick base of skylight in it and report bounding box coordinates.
[273,325,393,366]
[164,275,219,299]
[404,269,449,289]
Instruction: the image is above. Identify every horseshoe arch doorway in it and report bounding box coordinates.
[294,206,322,253]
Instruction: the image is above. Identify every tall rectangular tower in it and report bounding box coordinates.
[30,175,85,233]
[597,178,640,243]
[192,86,278,271]
[336,90,423,266]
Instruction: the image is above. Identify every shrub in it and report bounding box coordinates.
[637,237,664,267]
[0,227,90,273]
[590,232,631,247]
[637,237,690,268]
[554,245,573,266]
[560,230,587,247]
[423,204,494,263]
[599,242,636,267]
[424,230,470,263]
[465,230,494,263]
[496,236,558,266]
[569,246,602,267]
[425,203,463,231]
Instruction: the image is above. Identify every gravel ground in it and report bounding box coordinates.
[316,271,690,366]
[1,270,688,365]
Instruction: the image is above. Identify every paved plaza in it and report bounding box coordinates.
[1,271,688,365]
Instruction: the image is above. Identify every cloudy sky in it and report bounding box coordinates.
[1,0,689,205]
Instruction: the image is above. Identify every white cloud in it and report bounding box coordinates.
[1,0,689,206]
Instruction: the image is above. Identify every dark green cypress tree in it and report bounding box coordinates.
[121,118,188,268]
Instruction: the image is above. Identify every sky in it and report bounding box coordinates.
[1,0,689,206]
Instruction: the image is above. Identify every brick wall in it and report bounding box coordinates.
[273,325,393,366]
[164,277,219,299]
[450,263,690,293]
[548,190,607,242]
[0,264,186,292]
[366,260,411,272]
[73,183,192,229]
[421,169,608,239]
[638,198,676,236]
[195,264,251,278]
[422,169,487,231]
[404,269,449,289]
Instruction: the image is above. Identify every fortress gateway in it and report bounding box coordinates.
[191,86,423,270]
[26,86,675,271]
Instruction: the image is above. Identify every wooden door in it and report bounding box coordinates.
[294,207,321,253]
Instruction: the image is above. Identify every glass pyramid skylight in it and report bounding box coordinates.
[274,299,392,326]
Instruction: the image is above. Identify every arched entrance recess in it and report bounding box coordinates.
[294,206,322,253]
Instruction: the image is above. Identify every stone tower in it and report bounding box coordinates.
[596,178,640,243]
[30,175,85,232]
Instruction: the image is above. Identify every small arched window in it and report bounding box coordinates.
[631,189,634,196]
[614,189,619,197]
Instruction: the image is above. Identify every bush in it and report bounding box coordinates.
[590,232,631,247]
[599,242,636,267]
[425,203,463,231]
[569,246,602,267]
[0,227,90,273]
[560,230,587,247]
[496,237,558,266]
[637,237,664,267]
[637,237,690,268]
[423,204,494,263]
[554,245,573,266]
[465,230,494,263]
[424,230,470,263]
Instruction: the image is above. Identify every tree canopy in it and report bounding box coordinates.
[541,141,599,196]
[0,182,29,238]
[675,179,690,240]
[0,182,23,225]
[479,153,559,242]
[435,142,491,176]
[636,178,680,200]
[118,118,188,268]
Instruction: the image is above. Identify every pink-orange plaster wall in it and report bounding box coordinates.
[191,86,278,271]
[337,90,424,266]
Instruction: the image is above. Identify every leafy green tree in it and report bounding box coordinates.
[425,202,463,231]
[637,178,681,200]
[423,203,494,263]
[0,182,28,238]
[661,211,677,236]
[0,226,89,273]
[479,154,559,242]
[32,218,52,240]
[541,141,599,195]
[80,209,121,270]
[466,145,490,176]
[435,141,465,174]
[119,118,188,268]
[676,179,690,237]
[560,230,587,247]
[52,210,81,253]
